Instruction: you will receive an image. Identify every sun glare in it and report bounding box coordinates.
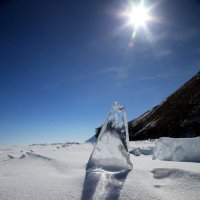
[128,4,149,28]
[119,0,158,40]
[127,2,149,28]
[118,0,160,46]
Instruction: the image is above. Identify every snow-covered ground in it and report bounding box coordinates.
[0,141,200,200]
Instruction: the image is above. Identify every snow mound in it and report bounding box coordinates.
[0,152,8,161]
[26,152,52,161]
[0,152,26,161]
[86,102,132,172]
[153,137,200,162]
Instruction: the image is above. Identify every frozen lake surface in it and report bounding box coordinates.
[0,141,200,200]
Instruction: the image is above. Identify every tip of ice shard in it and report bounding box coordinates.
[87,102,133,172]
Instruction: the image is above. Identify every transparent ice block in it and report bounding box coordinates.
[87,102,133,172]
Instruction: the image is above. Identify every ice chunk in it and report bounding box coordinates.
[86,102,133,172]
[153,137,200,162]
[129,147,154,156]
[129,148,141,156]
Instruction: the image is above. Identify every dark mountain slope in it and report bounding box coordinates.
[128,71,200,140]
[95,71,200,140]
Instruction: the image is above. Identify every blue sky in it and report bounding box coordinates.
[0,0,200,145]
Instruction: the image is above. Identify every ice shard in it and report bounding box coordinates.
[87,102,133,172]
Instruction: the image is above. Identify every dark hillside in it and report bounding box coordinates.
[128,71,200,140]
[95,71,200,140]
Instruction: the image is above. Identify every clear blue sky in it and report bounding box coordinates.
[0,0,200,145]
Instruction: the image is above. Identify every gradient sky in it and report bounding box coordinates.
[1,0,200,145]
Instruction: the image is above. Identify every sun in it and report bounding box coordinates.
[119,0,156,39]
[118,0,159,42]
[127,2,149,28]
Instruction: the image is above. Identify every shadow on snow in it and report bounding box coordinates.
[81,169,130,200]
